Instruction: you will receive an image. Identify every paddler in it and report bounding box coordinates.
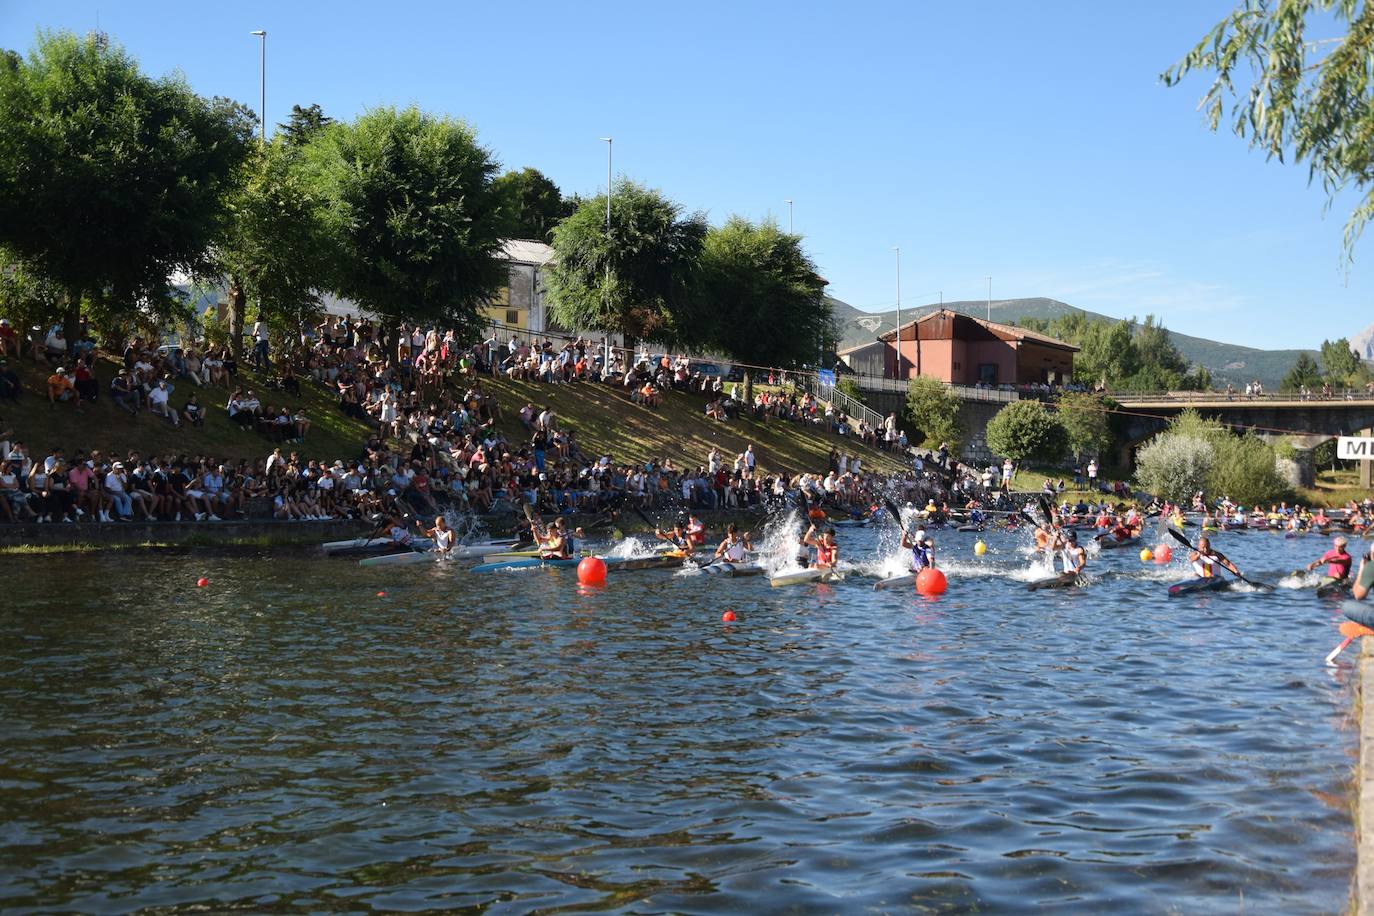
[655,520,694,556]
[714,523,753,563]
[803,524,839,571]
[902,526,934,571]
[1188,535,1240,580]
[1354,544,1374,600]
[387,514,417,547]
[1305,535,1352,584]
[534,516,572,559]
[685,512,707,548]
[1054,528,1087,577]
[423,515,454,554]
[1032,518,1053,555]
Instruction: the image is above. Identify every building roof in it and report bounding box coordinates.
[837,339,888,356]
[877,308,1078,352]
[501,238,556,267]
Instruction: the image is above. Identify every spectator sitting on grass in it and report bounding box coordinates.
[184,393,204,427]
[44,326,67,364]
[47,368,79,408]
[110,370,140,414]
[147,379,181,427]
[0,359,19,402]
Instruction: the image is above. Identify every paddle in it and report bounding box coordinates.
[1166,527,1271,590]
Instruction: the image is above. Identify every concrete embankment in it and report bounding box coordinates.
[0,518,368,550]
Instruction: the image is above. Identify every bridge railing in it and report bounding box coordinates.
[845,373,1022,403]
[1108,389,1374,404]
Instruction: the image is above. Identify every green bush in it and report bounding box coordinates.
[905,376,964,450]
[985,400,1068,464]
[1132,410,1290,505]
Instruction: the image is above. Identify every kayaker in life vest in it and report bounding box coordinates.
[655,520,694,556]
[803,524,839,570]
[902,527,933,571]
[535,517,571,559]
[424,515,454,554]
[714,523,753,563]
[1189,535,1238,579]
[1055,528,1087,576]
[686,513,707,547]
[1306,535,1352,582]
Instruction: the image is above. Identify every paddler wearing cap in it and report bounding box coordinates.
[1051,527,1087,576]
[1306,535,1352,584]
[901,525,934,571]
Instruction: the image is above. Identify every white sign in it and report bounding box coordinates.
[1338,436,1374,461]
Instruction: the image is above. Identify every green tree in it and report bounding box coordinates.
[0,31,254,341]
[1320,337,1361,385]
[216,138,337,358]
[904,376,965,451]
[1056,391,1114,459]
[1210,432,1289,505]
[695,216,830,403]
[0,248,65,336]
[492,167,573,241]
[1134,434,1215,504]
[1134,410,1290,504]
[985,400,1069,464]
[1164,1,1374,251]
[305,106,506,340]
[547,178,707,349]
[1280,352,1324,391]
[277,103,333,147]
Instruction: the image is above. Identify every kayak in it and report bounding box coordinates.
[873,573,915,591]
[469,548,545,561]
[832,519,869,528]
[327,536,436,557]
[604,554,686,571]
[359,548,448,568]
[1316,578,1353,599]
[956,524,983,533]
[1027,572,1081,591]
[1097,537,1139,550]
[698,562,765,577]
[1167,577,1228,597]
[769,567,843,587]
[469,556,581,574]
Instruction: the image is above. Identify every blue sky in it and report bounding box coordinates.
[1,1,1366,350]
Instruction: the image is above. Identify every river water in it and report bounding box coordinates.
[0,522,1359,912]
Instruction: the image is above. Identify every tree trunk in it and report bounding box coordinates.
[227,277,247,360]
[742,370,753,409]
[63,291,80,355]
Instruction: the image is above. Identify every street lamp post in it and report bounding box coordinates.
[784,199,793,234]
[250,30,266,142]
[600,137,613,370]
[892,246,902,380]
[987,276,992,322]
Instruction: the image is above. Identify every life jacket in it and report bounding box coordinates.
[816,542,838,568]
[723,539,747,562]
[911,543,931,571]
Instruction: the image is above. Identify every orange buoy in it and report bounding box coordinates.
[1153,545,1173,564]
[915,567,948,596]
[577,556,607,586]
[722,610,737,622]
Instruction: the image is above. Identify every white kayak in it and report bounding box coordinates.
[769,567,844,588]
[873,573,916,591]
[323,535,391,553]
[358,540,519,567]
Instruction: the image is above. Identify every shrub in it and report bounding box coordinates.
[905,376,964,450]
[1134,433,1214,504]
[985,400,1068,464]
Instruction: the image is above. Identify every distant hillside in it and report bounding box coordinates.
[1352,320,1374,360]
[831,296,1315,389]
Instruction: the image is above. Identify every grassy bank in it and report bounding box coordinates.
[2,355,901,476]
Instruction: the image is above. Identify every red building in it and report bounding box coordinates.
[853,309,1077,386]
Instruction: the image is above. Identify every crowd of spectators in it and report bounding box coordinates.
[0,314,901,526]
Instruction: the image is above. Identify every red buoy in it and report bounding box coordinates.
[376,591,386,598]
[577,556,607,586]
[196,577,209,588]
[915,567,948,596]
[722,610,737,622]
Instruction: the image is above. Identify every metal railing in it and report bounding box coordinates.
[808,377,886,429]
[844,373,1021,403]
[1109,389,1374,405]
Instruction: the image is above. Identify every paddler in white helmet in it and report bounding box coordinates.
[902,525,932,571]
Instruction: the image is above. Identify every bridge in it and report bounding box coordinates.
[1108,392,1374,486]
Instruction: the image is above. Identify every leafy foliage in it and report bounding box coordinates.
[985,400,1069,464]
[0,30,254,325]
[492,167,573,241]
[904,376,965,450]
[546,179,707,346]
[1019,313,1205,390]
[1055,391,1115,458]
[1280,352,1324,390]
[694,216,830,368]
[1163,0,1374,251]
[304,106,506,338]
[1134,409,1289,504]
[277,103,333,147]
[1320,337,1362,384]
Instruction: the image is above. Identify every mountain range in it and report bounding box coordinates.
[830,296,1319,389]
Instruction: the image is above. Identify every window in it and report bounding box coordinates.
[978,363,998,384]
[505,310,520,325]
[953,361,961,371]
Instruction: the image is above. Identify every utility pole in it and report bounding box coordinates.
[250,31,267,142]
[892,246,902,379]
